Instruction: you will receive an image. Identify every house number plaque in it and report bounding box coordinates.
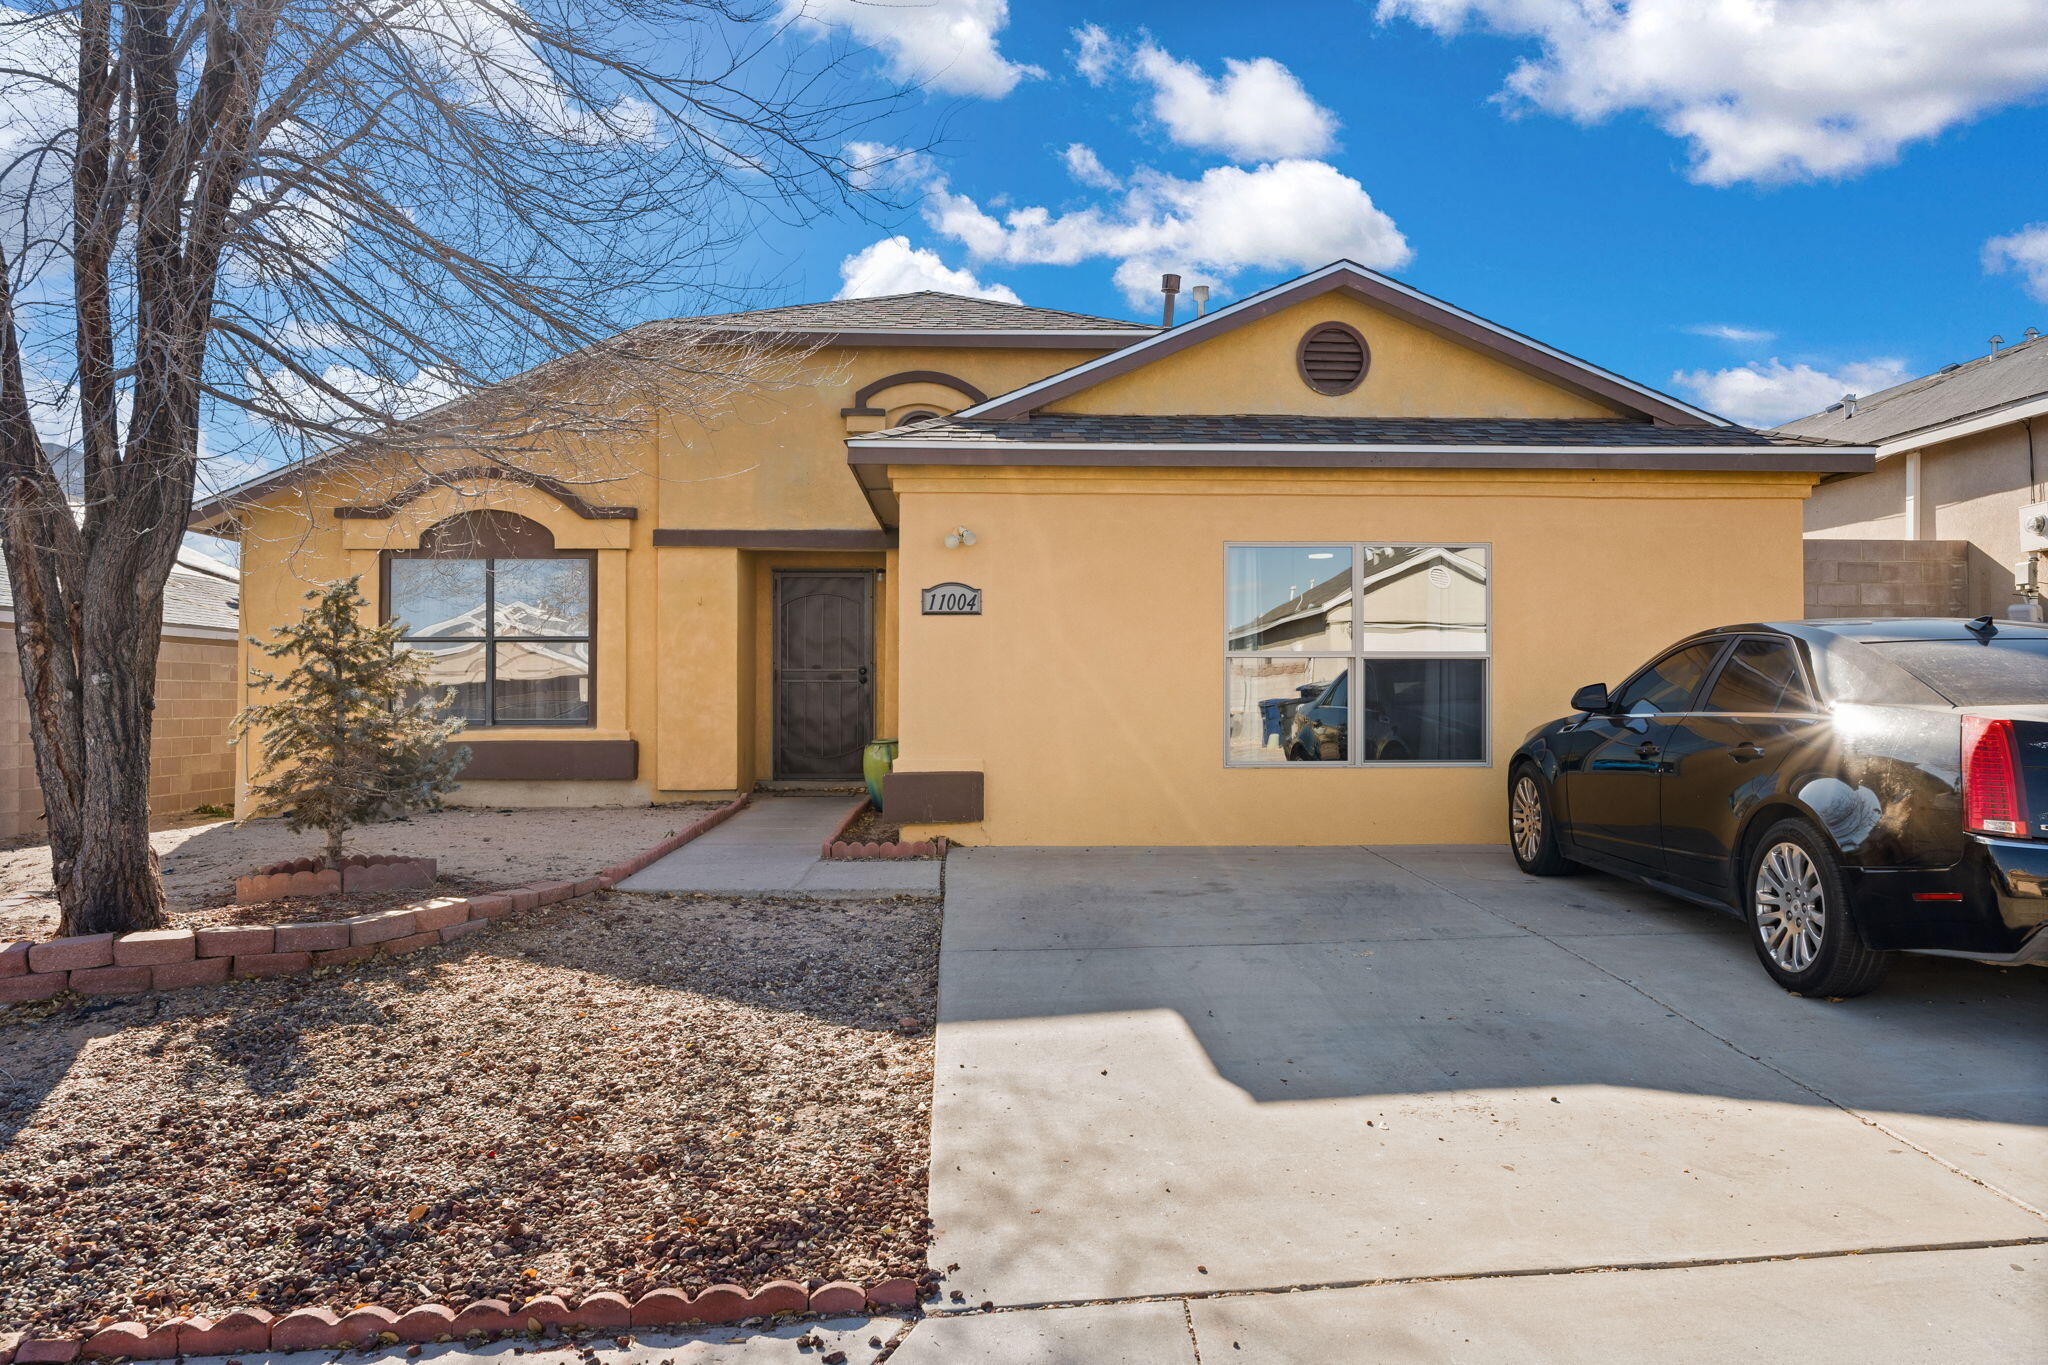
[921,582,982,615]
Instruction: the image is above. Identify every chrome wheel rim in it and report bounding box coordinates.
[1754,841,1825,973]
[1511,776,1544,863]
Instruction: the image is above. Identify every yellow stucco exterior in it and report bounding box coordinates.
[208,268,1848,846]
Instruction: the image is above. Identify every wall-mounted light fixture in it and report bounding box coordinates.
[944,526,977,549]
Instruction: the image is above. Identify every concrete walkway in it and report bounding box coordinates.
[916,844,2048,1360]
[614,795,941,897]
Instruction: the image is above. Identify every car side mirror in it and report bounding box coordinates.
[1571,682,1611,714]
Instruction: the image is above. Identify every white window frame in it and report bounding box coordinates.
[1222,541,1493,769]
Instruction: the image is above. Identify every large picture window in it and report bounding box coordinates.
[386,513,594,727]
[1225,543,1489,766]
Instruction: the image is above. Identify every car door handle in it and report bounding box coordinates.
[1730,742,1766,762]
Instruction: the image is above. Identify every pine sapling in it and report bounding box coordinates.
[234,577,470,868]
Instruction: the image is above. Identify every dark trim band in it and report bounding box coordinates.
[841,370,989,417]
[651,528,896,550]
[459,739,638,781]
[883,770,983,824]
[337,466,638,520]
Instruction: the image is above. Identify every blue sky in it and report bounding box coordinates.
[745,0,2048,427]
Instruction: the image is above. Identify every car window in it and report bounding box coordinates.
[1613,641,1724,717]
[1702,637,1815,714]
[1868,637,2048,705]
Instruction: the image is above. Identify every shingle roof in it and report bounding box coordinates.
[676,291,1153,334]
[0,562,237,633]
[854,414,1854,448]
[1774,334,2048,445]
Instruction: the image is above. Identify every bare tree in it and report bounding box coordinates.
[0,0,902,935]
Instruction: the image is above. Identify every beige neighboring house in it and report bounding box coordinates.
[1783,333,2047,619]
[0,546,241,841]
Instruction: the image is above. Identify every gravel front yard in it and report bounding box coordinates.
[0,889,938,1336]
[0,806,715,940]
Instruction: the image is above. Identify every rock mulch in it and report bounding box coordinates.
[0,806,715,941]
[0,889,940,1339]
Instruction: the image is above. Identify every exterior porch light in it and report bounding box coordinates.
[944,526,977,549]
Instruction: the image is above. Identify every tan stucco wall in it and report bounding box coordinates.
[892,467,1814,847]
[1048,292,1629,419]
[1804,419,2044,614]
[221,343,1101,812]
[0,628,236,841]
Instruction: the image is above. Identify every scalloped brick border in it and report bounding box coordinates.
[0,1276,928,1360]
[0,795,750,1009]
[819,800,947,862]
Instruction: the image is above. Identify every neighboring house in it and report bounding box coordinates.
[190,265,1871,847]
[0,547,241,841]
[1780,333,2047,620]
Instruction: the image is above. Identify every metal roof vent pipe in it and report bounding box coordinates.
[1842,392,1859,417]
[1161,273,1181,327]
[2027,327,2041,342]
[1191,284,1210,318]
[1990,333,2005,355]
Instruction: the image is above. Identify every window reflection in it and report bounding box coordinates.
[390,560,486,639]
[1227,658,1347,764]
[1358,545,1488,654]
[391,553,593,727]
[1225,543,1489,766]
[493,642,591,723]
[1225,546,1352,652]
[494,559,591,637]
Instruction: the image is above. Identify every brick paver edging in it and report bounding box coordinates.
[0,1275,927,1360]
[0,795,751,1009]
[820,800,947,861]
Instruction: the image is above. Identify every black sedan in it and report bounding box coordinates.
[1508,617,2048,996]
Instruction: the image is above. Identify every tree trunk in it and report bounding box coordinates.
[46,585,171,937]
[325,824,345,873]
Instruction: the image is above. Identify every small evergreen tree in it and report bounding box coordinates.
[234,577,470,868]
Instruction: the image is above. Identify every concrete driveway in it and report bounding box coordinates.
[904,846,2048,1362]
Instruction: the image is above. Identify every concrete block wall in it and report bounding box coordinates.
[0,628,238,842]
[1803,538,1969,619]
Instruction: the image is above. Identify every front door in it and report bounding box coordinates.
[773,571,875,779]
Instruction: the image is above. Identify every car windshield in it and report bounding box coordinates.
[1867,637,2048,705]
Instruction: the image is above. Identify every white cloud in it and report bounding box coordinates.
[1377,0,2048,185]
[259,363,465,432]
[1687,322,1777,345]
[1984,222,2048,303]
[781,0,1040,98]
[1060,142,1121,190]
[1129,43,1338,161]
[1072,23,1121,85]
[927,158,1411,307]
[1673,357,1912,427]
[836,236,1022,302]
[843,140,936,191]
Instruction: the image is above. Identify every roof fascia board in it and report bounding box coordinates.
[1870,392,2048,461]
[847,443,1873,475]
[958,261,1727,426]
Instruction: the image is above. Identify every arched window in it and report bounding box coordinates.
[384,511,594,727]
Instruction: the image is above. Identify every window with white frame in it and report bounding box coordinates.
[1224,544,1489,765]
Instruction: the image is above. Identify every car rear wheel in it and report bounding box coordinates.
[1744,818,1891,997]
[1508,768,1574,876]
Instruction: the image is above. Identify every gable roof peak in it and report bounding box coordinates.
[957,260,1727,427]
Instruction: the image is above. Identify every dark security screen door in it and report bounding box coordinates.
[773,572,875,778]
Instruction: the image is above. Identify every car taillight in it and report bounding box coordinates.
[1962,715,2029,838]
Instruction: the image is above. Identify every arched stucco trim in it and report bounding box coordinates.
[334,465,637,520]
[840,370,989,417]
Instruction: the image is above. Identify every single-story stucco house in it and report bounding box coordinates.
[190,261,1874,847]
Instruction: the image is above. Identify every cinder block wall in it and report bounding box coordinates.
[0,628,238,842]
[1804,539,1968,618]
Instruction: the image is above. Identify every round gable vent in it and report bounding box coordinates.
[1298,322,1369,396]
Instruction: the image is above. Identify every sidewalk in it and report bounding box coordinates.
[614,795,941,897]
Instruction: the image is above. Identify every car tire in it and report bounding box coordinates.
[1508,766,1574,876]
[1743,818,1892,998]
